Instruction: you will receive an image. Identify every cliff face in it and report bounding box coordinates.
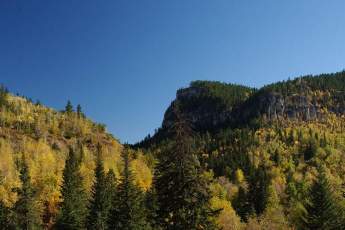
[162,86,231,131]
[134,71,345,148]
[161,78,345,134]
[162,82,252,132]
[250,92,319,121]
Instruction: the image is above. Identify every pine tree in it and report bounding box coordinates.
[287,129,294,145]
[0,84,8,108]
[272,149,281,165]
[13,156,41,229]
[105,168,117,228]
[0,201,13,229]
[77,104,83,118]
[154,103,219,230]
[108,148,150,230]
[304,138,318,161]
[145,188,160,229]
[87,145,113,230]
[65,100,73,114]
[233,185,253,222]
[255,165,270,215]
[247,164,270,216]
[105,169,117,202]
[301,167,344,229]
[56,148,88,230]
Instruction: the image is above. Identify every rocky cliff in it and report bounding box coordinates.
[135,71,345,148]
[162,81,253,132]
[165,74,345,129]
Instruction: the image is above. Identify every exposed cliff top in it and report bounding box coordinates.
[136,70,345,148]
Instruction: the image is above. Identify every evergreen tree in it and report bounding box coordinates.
[87,145,113,230]
[233,185,253,222]
[154,103,219,230]
[35,100,41,106]
[301,167,344,229]
[145,188,160,229]
[77,104,83,118]
[233,164,270,221]
[65,100,74,114]
[0,84,8,108]
[56,148,88,230]
[13,156,41,229]
[0,201,13,229]
[247,164,270,216]
[287,129,294,145]
[105,169,117,203]
[272,149,281,165]
[304,138,318,161]
[108,148,150,230]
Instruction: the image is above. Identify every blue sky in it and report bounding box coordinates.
[1,0,345,143]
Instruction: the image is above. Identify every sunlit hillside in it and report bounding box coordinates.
[0,87,153,228]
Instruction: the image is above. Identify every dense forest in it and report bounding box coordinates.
[2,71,345,229]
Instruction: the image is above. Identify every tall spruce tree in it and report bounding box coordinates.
[233,185,253,222]
[249,164,270,216]
[105,169,117,204]
[13,156,41,229]
[301,167,344,229]
[56,148,88,230]
[87,145,113,230]
[108,148,149,230]
[154,103,219,230]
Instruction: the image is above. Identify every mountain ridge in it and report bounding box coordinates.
[136,70,345,148]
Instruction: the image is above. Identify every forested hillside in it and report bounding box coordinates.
[0,87,153,229]
[2,71,345,230]
[135,71,345,229]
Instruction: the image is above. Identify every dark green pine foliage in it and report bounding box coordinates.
[272,149,281,165]
[233,186,253,222]
[108,148,150,230]
[154,103,219,230]
[301,168,344,230]
[13,157,41,230]
[246,164,270,217]
[144,188,160,229]
[304,138,318,161]
[65,100,74,114]
[56,148,88,230]
[87,145,113,230]
[233,164,270,221]
[0,200,13,229]
[0,84,9,108]
[77,104,84,118]
[105,169,117,203]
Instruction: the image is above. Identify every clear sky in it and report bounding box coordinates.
[1,0,345,143]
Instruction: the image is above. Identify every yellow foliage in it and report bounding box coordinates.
[0,139,20,206]
[79,147,96,195]
[131,154,153,191]
[235,168,245,184]
[103,144,122,179]
[210,196,243,230]
[21,139,65,217]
